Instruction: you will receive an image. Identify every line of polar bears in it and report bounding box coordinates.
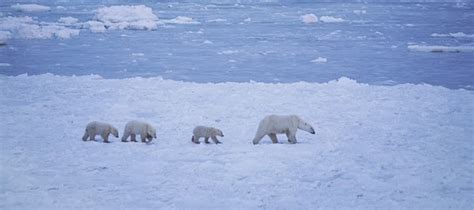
[82,115,315,144]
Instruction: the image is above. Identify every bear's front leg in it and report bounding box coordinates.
[82,131,89,141]
[288,134,297,144]
[192,136,200,144]
[205,137,210,144]
[102,133,110,143]
[211,136,221,144]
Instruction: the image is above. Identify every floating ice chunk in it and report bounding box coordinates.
[0,31,11,44]
[244,18,251,22]
[161,16,200,24]
[203,40,213,44]
[353,10,367,14]
[11,4,50,12]
[320,16,345,23]
[58,17,79,25]
[431,32,474,38]
[94,5,158,30]
[408,45,474,53]
[0,63,11,66]
[311,57,328,63]
[0,16,79,39]
[301,14,318,24]
[85,21,106,33]
[207,18,227,23]
[218,50,239,55]
[132,53,145,56]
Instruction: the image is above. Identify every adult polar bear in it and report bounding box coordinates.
[121,120,157,143]
[252,115,315,144]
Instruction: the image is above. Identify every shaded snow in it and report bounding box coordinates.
[0,74,472,209]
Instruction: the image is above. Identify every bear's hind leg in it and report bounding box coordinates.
[205,137,210,144]
[268,134,279,144]
[131,134,137,142]
[121,131,130,142]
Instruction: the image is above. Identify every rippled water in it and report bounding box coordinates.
[1,2,473,89]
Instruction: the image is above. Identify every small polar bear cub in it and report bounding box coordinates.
[192,126,224,144]
[252,115,315,145]
[121,120,157,143]
[82,121,119,143]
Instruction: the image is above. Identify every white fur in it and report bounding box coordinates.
[82,121,119,143]
[192,126,224,144]
[121,120,157,143]
[252,115,315,144]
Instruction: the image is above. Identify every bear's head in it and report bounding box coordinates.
[297,117,315,134]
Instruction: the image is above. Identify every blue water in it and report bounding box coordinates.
[1,2,473,89]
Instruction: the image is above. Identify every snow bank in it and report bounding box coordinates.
[431,32,474,38]
[1,74,472,209]
[94,5,158,30]
[11,4,50,12]
[161,16,200,24]
[301,13,318,24]
[0,16,79,39]
[408,44,474,53]
[320,16,345,23]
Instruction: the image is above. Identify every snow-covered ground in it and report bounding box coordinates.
[1,0,473,209]
[1,74,473,209]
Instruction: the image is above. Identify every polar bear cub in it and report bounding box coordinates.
[192,126,224,144]
[252,115,315,145]
[121,120,157,143]
[82,121,119,143]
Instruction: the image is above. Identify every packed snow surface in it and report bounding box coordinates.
[1,74,473,209]
[11,4,50,12]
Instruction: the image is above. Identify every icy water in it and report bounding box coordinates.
[1,2,473,89]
